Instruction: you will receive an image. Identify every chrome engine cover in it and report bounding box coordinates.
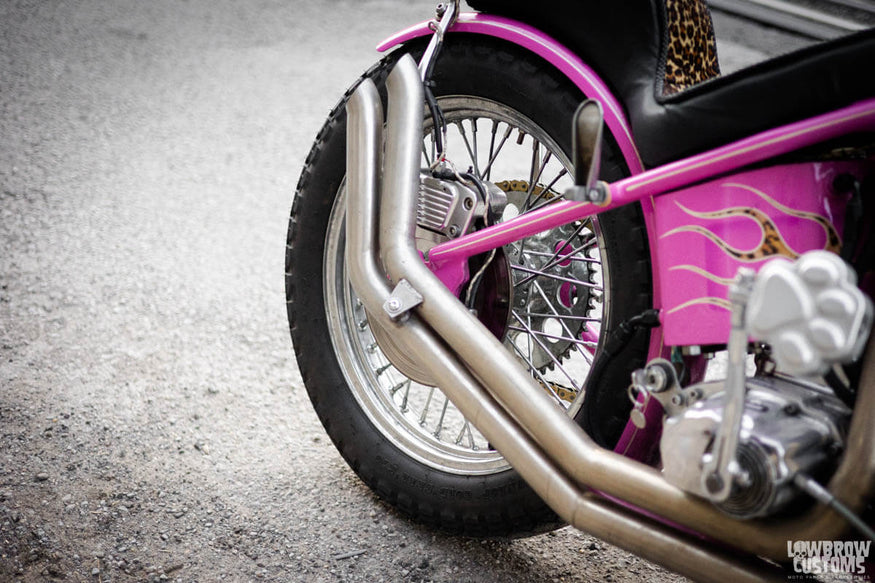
[638,251,869,519]
[658,371,850,519]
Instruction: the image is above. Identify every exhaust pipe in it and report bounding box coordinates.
[345,53,873,575]
[345,66,784,583]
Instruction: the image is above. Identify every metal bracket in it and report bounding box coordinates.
[565,181,610,205]
[383,279,424,321]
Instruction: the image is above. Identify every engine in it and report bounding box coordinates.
[637,360,850,519]
[634,251,871,519]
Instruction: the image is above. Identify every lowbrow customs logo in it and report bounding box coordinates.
[787,540,871,579]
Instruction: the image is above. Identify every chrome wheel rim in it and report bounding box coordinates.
[323,96,609,475]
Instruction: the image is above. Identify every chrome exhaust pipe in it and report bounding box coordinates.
[345,68,784,583]
[347,53,872,574]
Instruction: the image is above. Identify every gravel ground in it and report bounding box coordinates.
[0,2,804,582]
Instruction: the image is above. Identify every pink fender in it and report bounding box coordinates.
[377,13,645,175]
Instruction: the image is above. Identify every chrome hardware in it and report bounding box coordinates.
[417,174,481,238]
[702,269,756,502]
[417,171,507,238]
[638,251,865,518]
[657,374,850,519]
[633,359,720,417]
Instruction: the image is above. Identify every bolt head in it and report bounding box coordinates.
[704,472,724,494]
[645,365,668,392]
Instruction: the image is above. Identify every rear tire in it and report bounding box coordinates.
[285,37,652,536]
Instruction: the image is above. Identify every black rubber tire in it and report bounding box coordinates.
[285,36,652,536]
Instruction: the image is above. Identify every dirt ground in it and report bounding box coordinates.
[0,1,801,581]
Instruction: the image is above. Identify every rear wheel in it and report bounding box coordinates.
[286,37,652,535]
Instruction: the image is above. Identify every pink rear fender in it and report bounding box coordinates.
[377,13,645,175]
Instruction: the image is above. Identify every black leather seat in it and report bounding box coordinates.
[466,0,875,168]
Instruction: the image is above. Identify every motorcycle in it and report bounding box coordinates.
[285,1,875,580]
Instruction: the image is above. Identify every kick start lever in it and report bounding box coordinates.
[565,99,609,205]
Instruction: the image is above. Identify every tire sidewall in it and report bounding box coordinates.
[286,37,652,534]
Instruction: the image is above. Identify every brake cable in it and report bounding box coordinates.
[417,1,459,166]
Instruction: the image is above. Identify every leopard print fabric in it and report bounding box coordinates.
[662,0,721,96]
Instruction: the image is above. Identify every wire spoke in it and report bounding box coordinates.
[537,232,598,274]
[455,121,480,176]
[434,397,449,439]
[514,228,597,289]
[512,264,603,290]
[485,119,498,180]
[524,149,553,212]
[525,167,567,210]
[531,280,595,362]
[542,220,589,262]
[524,140,540,210]
[391,378,411,396]
[482,124,512,179]
[419,386,436,425]
[510,313,583,392]
[525,194,566,214]
[523,249,601,264]
[455,420,476,448]
[400,379,412,412]
[520,311,602,322]
[471,118,479,175]
[508,325,599,349]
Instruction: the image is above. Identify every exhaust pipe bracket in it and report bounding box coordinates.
[383,278,424,320]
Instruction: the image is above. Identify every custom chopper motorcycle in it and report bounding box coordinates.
[285,0,875,580]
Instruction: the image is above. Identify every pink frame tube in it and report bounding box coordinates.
[425,98,875,268]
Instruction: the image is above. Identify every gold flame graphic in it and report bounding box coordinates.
[661,183,840,262]
[669,264,736,285]
[667,297,733,315]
